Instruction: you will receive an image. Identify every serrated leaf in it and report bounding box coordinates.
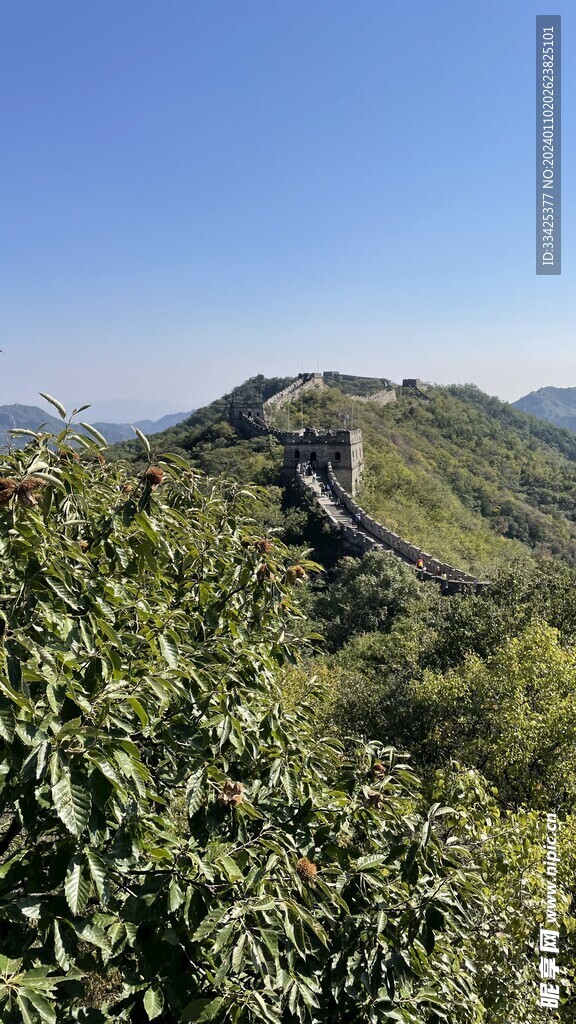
[86,848,109,903]
[31,472,67,493]
[232,932,246,972]
[127,696,148,728]
[73,920,112,952]
[17,897,42,919]
[0,697,15,743]
[159,633,178,668]
[217,854,243,883]
[23,990,56,1023]
[65,855,90,915]
[53,920,71,971]
[39,392,67,419]
[16,994,37,1024]
[191,907,228,942]
[168,878,184,912]
[143,985,164,1020]
[52,770,91,836]
[186,767,205,816]
[45,576,81,611]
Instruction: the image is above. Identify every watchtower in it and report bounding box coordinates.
[283,427,364,495]
[228,398,266,424]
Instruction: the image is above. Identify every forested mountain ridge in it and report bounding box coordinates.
[513,385,576,432]
[114,375,576,575]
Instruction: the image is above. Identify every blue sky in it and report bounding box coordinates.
[0,0,573,415]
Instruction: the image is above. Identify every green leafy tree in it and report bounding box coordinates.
[409,620,576,809]
[313,551,428,652]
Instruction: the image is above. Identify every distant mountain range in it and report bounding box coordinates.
[0,405,192,449]
[512,387,576,433]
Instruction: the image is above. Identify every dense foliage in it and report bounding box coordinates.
[1,382,575,1021]
[0,416,557,1023]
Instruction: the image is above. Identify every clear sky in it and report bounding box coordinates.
[0,0,573,416]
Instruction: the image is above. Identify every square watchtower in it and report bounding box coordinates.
[282,427,364,495]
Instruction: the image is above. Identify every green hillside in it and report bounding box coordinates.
[117,375,576,577]
[288,382,576,574]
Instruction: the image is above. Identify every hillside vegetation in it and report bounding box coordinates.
[284,382,576,575]
[2,395,576,1020]
[113,375,576,576]
[2,420,566,1023]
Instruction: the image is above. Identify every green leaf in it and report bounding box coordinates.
[232,932,246,972]
[52,771,91,836]
[143,985,164,1020]
[0,697,15,744]
[191,907,228,942]
[79,422,108,447]
[53,920,71,971]
[181,997,224,1022]
[45,575,81,611]
[17,897,43,920]
[7,428,40,439]
[187,767,205,816]
[21,989,56,1023]
[65,855,90,915]
[73,920,112,952]
[39,392,67,420]
[159,633,178,668]
[168,878,184,912]
[16,994,38,1024]
[127,696,149,728]
[133,427,151,456]
[217,854,243,883]
[86,848,109,903]
[32,471,67,492]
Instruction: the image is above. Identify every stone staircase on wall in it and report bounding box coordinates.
[313,465,488,593]
[263,373,324,412]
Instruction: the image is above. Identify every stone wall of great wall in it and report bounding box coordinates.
[231,372,489,591]
[263,372,324,408]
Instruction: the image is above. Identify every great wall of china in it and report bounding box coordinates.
[229,373,489,595]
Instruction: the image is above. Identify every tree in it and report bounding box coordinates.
[409,620,576,809]
[313,550,428,652]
